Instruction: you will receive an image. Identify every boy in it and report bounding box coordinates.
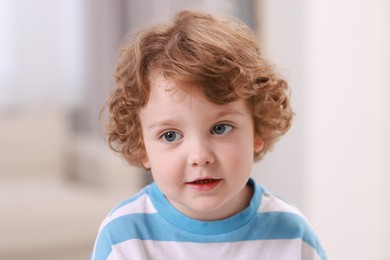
[91,10,326,260]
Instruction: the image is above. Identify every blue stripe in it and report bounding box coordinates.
[148,179,262,235]
[93,211,326,259]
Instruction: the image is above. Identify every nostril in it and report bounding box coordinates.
[190,158,213,167]
[188,148,215,166]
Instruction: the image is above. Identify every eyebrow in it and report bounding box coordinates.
[215,110,244,119]
[147,119,178,131]
[146,110,244,131]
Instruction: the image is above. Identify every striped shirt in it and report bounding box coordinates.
[91,178,326,259]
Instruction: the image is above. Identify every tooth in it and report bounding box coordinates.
[193,179,215,184]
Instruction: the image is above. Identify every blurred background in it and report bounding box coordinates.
[0,0,389,259]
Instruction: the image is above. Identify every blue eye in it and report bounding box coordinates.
[211,124,233,135]
[161,131,182,142]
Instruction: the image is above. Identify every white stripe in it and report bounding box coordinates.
[301,240,322,260]
[91,193,157,259]
[259,191,304,217]
[100,193,157,229]
[108,238,320,260]
[110,193,157,219]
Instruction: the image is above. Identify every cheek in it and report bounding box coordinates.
[149,157,185,193]
[147,149,182,176]
[221,141,254,166]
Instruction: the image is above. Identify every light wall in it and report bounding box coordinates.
[254,0,390,259]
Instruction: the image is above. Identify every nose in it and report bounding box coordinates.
[187,139,215,167]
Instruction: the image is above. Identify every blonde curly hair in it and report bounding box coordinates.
[105,10,293,168]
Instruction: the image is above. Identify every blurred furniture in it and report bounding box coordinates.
[0,107,146,260]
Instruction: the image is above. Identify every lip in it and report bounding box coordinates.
[185,178,222,192]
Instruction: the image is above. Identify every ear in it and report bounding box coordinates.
[141,155,151,169]
[254,135,264,153]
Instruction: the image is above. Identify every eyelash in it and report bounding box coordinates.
[159,123,234,143]
[160,131,183,143]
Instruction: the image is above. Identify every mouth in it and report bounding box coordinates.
[186,178,222,191]
[190,179,218,184]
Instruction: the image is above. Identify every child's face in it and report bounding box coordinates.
[139,73,263,221]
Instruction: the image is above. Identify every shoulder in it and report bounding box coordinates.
[98,185,158,238]
[99,185,157,230]
[256,184,312,236]
[250,180,306,220]
[252,182,326,259]
[258,186,305,216]
[109,185,156,217]
[91,185,157,259]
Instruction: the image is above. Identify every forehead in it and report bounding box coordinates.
[143,73,253,123]
[147,72,200,104]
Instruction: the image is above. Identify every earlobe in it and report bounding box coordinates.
[254,135,264,153]
[141,155,151,169]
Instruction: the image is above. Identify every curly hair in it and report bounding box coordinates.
[106,10,293,168]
